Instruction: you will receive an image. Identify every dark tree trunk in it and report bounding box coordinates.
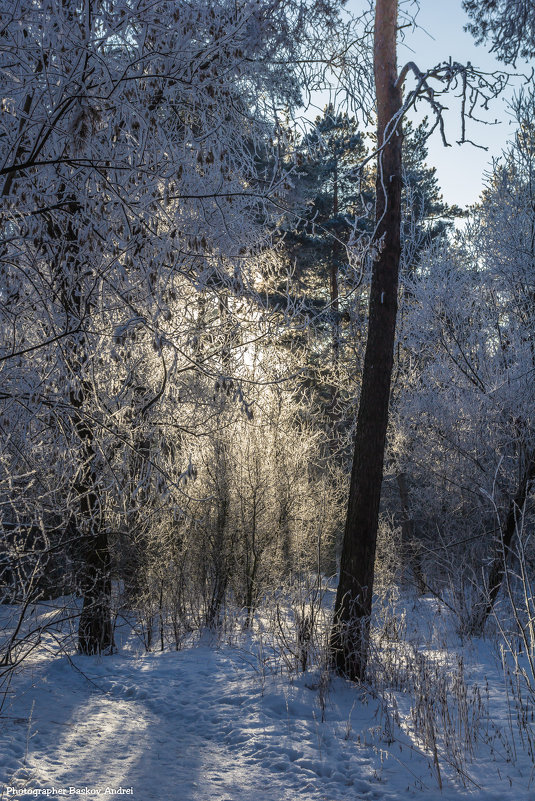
[54,205,114,656]
[471,453,535,634]
[71,378,114,655]
[78,524,114,655]
[330,0,403,681]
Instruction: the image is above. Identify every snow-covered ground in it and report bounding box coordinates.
[1,598,534,800]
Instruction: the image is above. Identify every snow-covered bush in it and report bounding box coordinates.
[390,105,535,631]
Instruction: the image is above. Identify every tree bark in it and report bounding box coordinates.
[54,205,114,656]
[471,453,535,634]
[71,353,114,655]
[330,0,403,681]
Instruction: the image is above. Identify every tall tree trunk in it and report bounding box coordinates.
[55,205,114,655]
[330,0,403,681]
[71,338,114,655]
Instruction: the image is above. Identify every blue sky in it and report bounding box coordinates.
[349,0,528,208]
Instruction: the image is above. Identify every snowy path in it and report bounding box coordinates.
[1,639,414,801]
[0,631,526,801]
